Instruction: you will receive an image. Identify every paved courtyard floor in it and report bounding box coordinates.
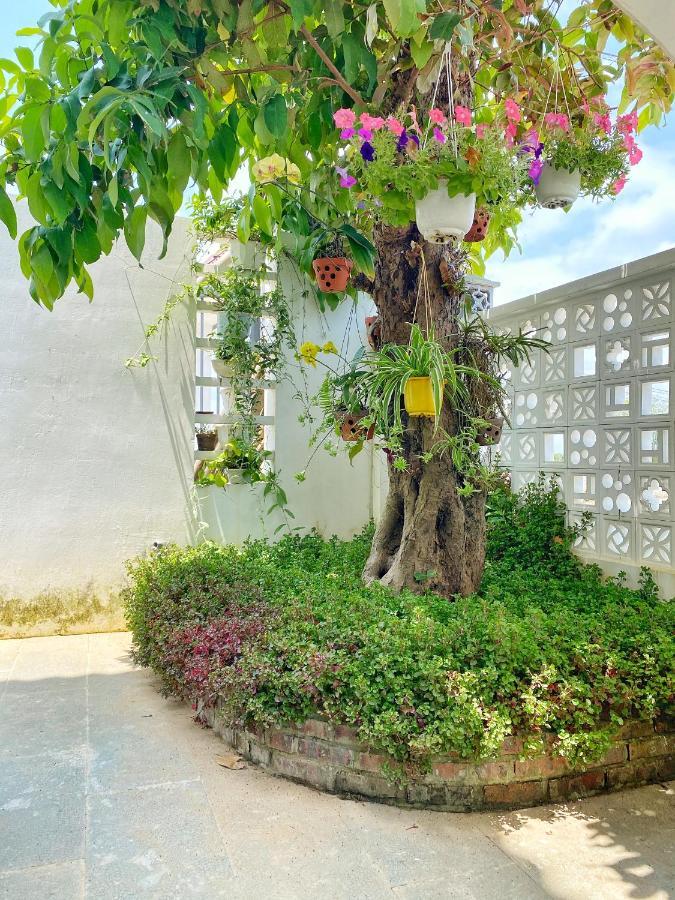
[0,632,672,900]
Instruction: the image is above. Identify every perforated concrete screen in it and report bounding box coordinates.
[487,249,675,591]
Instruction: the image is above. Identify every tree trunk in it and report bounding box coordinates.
[362,223,487,599]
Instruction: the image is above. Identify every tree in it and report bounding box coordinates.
[0,0,672,597]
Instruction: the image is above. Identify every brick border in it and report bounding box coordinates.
[205,708,674,811]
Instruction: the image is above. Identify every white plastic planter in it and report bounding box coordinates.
[225,470,247,485]
[415,181,477,243]
[535,163,581,209]
[230,239,266,270]
[211,358,235,379]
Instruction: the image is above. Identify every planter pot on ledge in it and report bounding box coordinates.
[212,358,235,379]
[535,163,581,209]
[197,432,219,451]
[415,181,476,243]
[225,470,247,485]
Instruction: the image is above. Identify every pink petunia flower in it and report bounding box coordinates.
[617,110,638,135]
[629,146,643,165]
[340,128,355,139]
[623,133,636,152]
[433,127,446,143]
[504,121,518,146]
[612,175,627,194]
[334,108,356,128]
[594,112,612,135]
[429,108,446,125]
[504,98,521,123]
[340,174,357,188]
[476,124,488,139]
[454,105,471,126]
[385,116,404,136]
[359,113,385,131]
[544,112,569,131]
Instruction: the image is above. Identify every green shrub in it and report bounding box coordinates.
[124,482,674,770]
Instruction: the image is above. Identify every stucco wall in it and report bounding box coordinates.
[0,204,195,600]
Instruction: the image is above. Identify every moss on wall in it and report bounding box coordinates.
[0,589,126,639]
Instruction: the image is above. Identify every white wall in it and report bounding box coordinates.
[195,257,382,542]
[0,204,195,599]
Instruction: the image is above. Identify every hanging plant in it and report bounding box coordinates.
[310,231,353,293]
[464,208,491,242]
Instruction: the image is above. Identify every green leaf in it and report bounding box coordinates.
[382,0,420,38]
[168,130,191,195]
[325,0,345,38]
[208,123,237,182]
[289,0,312,31]
[124,205,147,262]
[252,192,273,236]
[21,104,49,162]
[263,94,287,139]
[0,185,17,239]
[429,11,462,40]
[75,218,101,264]
[15,47,34,71]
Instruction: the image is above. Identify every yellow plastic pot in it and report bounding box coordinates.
[404,377,439,418]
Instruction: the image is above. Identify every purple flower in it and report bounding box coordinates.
[528,158,544,184]
[360,141,375,162]
[356,200,366,209]
[340,174,357,188]
[335,165,348,177]
[340,128,355,139]
[358,128,373,140]
[433,127,446,144]
[397,129,408,150]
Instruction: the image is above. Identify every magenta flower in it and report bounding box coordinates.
[504,98,521,123]
[429,108,446,125]
[544,112,569,132]
[623,133,636,152]
[433,127,446,144]
[454,105,471,126]
[476,124,488,139]
[617,111,638,135]
[385,116,404,136]
[358,128,373,140]
[340,128,355,139]
[504,121,518,147]
[340,174,357,188]
[333,108,356,128]
[612,175,627,194]
[629,146,643,165]
[360,113,385,131]
[594,112,612,135]
[528,158,544,184]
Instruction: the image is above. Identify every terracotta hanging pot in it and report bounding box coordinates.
[464,208,491,243]
[338,410,375,442]
[365,315,382,350]
[312,257,353,293]
[476,417,504,446]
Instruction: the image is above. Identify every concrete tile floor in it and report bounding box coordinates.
[0,633,672,900]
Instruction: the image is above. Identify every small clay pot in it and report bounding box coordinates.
[338,410,375,442]
[365,315,382,350]
[464,208,491,243]
[476,417,504,446]
[312,257,352,293]
[197,431,218,451]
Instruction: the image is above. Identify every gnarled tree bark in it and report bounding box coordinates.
[362,224,487,599]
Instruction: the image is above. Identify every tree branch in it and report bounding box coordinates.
[299,24,365,106]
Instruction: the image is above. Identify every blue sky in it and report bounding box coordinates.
[3,1,673,305]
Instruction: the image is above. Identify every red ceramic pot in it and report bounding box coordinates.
[464,208,491,243]
[312,257,353,293]
[338,411,375,442]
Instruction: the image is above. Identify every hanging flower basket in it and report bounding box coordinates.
[403,377,439,418]
[535,163,581,209]
[415,181,477,243]
[338,410,375,442]
[312,257,353,293]
[476,417,504,446]
[212,358,235,378]
[464,208,491,243]
[197,431,218,451]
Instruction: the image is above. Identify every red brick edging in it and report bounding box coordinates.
[205,707,674,811]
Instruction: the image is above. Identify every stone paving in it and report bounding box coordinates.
[0,632,673,900]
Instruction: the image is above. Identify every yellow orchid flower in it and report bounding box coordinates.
[297,341,320,367]
[322,341,338,354]
[252,154,301,184]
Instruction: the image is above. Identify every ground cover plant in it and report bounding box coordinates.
[125,478,674,771]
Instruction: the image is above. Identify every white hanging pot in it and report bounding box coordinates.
[535,163,581,209]
[212,358,235,379]
[415,181,476,243]
[225,469,247,485]
[229,239,265,270]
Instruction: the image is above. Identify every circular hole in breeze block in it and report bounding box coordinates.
[324,265,331,271]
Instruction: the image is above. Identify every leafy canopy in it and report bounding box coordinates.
[0,0,672,307]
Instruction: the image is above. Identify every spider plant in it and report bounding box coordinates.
[364,325,484,429]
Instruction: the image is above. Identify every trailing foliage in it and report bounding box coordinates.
[125,478,674,770]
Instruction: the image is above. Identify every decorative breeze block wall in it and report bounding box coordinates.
[488,250,675,592]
